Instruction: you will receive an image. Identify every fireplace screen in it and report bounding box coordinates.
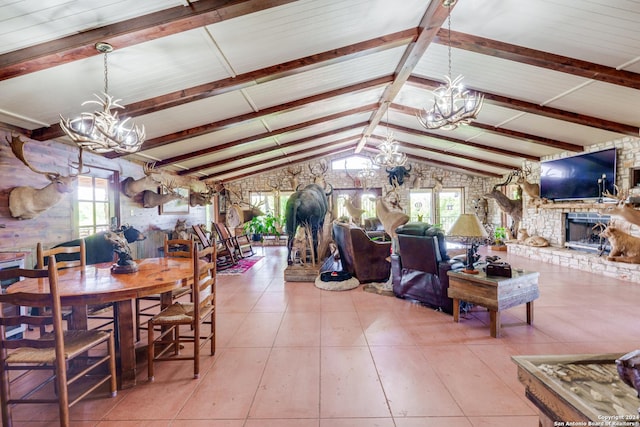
[564,213,610,253]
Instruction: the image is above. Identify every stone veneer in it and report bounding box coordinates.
[515,135,640,283]
[507,243,640,283]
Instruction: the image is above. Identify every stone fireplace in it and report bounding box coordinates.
[564,212,610,253]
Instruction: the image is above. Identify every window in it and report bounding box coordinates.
[331,155,378,171]
[409,187,463,233]
[409,190,433,223]
[76,168,118,238]
[250,192,276,215]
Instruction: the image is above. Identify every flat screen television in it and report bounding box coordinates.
[539,148,616,201]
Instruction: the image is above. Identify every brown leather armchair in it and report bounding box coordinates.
[391,222,462,313]
[332,221,392,283]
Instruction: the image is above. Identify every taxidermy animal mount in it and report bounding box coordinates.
[121,162,161,198]
[6,134,86,220]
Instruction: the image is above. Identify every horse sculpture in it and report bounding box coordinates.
[285,183,332,265]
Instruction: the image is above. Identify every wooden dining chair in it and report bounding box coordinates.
[0,256,117,427]
[37,239,115,332]
[135,234,194,340]
[147,244,216,381]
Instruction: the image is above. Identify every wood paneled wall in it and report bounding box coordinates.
[0,131,208,266]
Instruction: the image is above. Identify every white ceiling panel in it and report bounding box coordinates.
[0,0,180,54]
[452,0,640,68]
[262,88,384,131]
[414,44,594,105]
[546,81,640,127]
[136,91,255,139]
[244,47,404,110]
[140,120,269,160]
[208,0,428,74]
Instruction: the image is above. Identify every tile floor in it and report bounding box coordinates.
[8,246,640,426]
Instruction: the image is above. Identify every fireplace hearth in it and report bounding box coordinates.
[564,212,610,253]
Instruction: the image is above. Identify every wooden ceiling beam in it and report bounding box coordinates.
[384,110,541,161]
[177,124,367,175]
[154,104,376,168]
[0,0,299,81]
[389,104,582,152]
[406,76,639,136]
[105,76,392,158]
[30,29,415,141]
[368,135,516,170]
[439,30,640,90]
[202,144,355,182]
[355,0,452,153]
[362,148,503,178]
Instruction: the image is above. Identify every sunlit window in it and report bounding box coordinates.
[77,173,116,238]
[331,155,377,171]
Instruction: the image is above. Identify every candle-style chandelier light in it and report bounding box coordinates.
[417,0,484,131]
[60,42,145,154]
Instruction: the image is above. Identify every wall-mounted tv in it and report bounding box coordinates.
[539,148,616,201]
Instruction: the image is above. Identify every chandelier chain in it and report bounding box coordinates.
[447,11,452,81]
[103,50,109,95]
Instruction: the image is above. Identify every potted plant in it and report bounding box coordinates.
[490,226,508,251]
[244,213,282,242]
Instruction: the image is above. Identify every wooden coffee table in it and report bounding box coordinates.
[447,269,539,337]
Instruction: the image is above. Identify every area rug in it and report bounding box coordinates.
[218,256,263,275]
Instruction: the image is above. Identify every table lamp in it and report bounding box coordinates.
[448,213,488,274]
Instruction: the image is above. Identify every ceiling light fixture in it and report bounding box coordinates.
[373,104,407,168]
[60,42,145,154]
[417,0,483,131]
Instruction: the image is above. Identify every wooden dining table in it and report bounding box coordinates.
[7,257,194,389]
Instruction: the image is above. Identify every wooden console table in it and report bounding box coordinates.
[447,269,539,337]
[512,353,640,427]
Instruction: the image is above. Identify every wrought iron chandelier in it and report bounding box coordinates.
[373,104,407,168]
[60,42,145,154]
[417,1,484,131]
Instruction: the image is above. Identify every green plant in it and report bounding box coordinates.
[494,227,507,245]
[243,212,283,238]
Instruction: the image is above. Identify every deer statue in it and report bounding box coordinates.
[7,134,86,220]
[121,162,161,198]
[286,166,302,191]
[602,186,640,228]
[515,164,540,198]
[375,195,409,242]
[142,180,184,208]
[483,172,523,239]
[343,195,366,224]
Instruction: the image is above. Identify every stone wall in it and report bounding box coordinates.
[226,154,490,217]
[512,135,640,282]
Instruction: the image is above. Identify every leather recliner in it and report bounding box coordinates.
[391,222,462,313]
[332,221,392,283]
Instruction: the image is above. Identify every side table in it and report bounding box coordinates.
[447,269,540,337]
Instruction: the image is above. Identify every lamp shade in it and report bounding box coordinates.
[448,214,488,239]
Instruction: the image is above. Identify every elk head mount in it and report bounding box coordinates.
[6,135,86,220]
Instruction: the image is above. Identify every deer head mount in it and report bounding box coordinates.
[309,160,329,187]
[601,185,640,228]
[286,166,302,191]
[142,180,184,208]
[6,134,86,220]
[121,162,161,198]
[515,164,540,198]
[189,182,216,207]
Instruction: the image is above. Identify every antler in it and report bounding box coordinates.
[493,171,515,191]
[603,184,627,201]
[143,162,157,176]
[6,135,55,177]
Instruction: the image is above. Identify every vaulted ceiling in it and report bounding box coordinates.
[1,0,639,182]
